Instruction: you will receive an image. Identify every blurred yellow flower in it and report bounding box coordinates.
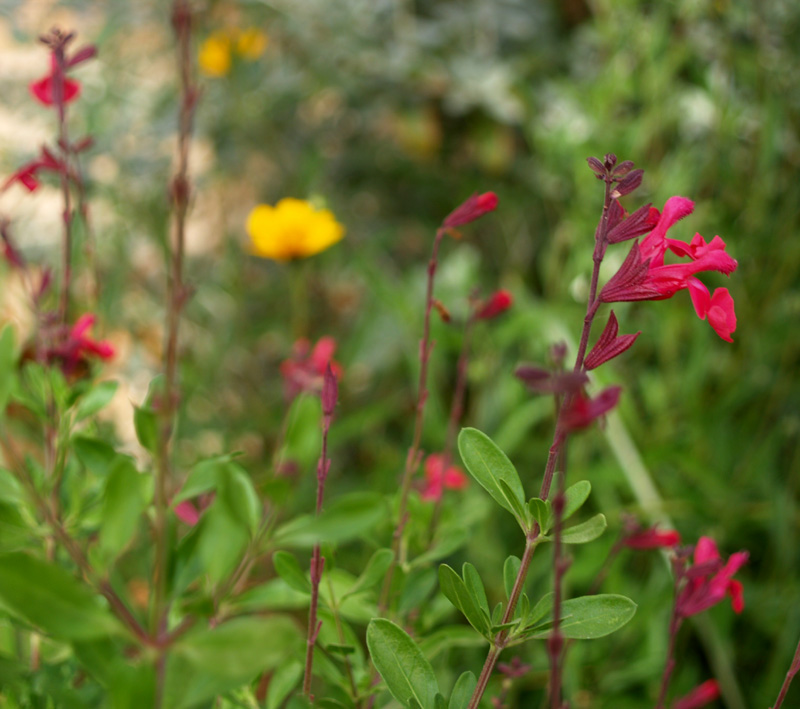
[247,198,345,261]
[236,28,268,60]
[198,32,232,77]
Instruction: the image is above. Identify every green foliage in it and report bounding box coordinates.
[367,619,440,709]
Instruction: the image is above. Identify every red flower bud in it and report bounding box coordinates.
[476,289,512,320]
[442,192,498,229]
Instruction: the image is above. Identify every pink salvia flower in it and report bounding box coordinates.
[30,54,81,107]
[43,313,114,375]
[476,289,513,320]
[676,536,748,617]
[600,197,738,341]
[442,192,498,229]
[421,453,468,502]
[280,336,343,401]
[672,679,720,709]
[623,526,681,550]
[3,147,63,193]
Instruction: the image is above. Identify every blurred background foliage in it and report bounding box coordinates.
[0,0,799,706]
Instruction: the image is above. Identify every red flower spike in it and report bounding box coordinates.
[606,199,626,233]
[587,156,606,177]
[672,680,721,709]
[561,386,622,432]
[476,289,513,320]
[421,453,468,502]
[599,240,661,302]
[66,45,97,68]
[676,536,748,618]
[41,313,114,375]
[584,311,640,370]
[689,281,737,342]
[623,526,681,550]
[442,192,498,229]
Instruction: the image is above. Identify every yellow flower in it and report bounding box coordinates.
[246,198,345,261]
[236,28,268,60]
[198,32,232,77]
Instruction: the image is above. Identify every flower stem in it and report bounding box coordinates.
[655,581,683,709]
[468,175,615,709]
[154,3,196,705]
[303,384,335,696]
[379,227,445,611]
[770,635,800,709]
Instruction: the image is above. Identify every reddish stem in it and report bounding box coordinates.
[303,404,334,696]
[379,227,446,612]
[771,635,800,709]
[469,176,615,709]
[655,570,685,709]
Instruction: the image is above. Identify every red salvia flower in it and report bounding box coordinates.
[442,192,498,229]
[3,147,63,193]
[475,289,513,320]
[623,526,682,550]
[42,313,114,375]
[30,55,81,107]
[676,536,748,617]
[421,453,468,502]
[600,197,738,341]
[672,679,720,709]
[280,336,343,401]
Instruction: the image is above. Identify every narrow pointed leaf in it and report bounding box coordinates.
[462,563,490,617]
[438,565,490,637]
[503,555,521,599]
[523,594,636,639]
[342,548,394,600]
[553,514,607,544]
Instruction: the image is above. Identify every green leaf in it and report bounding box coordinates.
[523,594,637,640]
[528,497,551,533]
[72,436,119,477]
[273,492,386,548]
[458,428,527,527]
[527,593,554,627]
[165,616,302,709]
[133,405,158,454]
[503,555,521,599]
[367,618,440,709]
[218,462,261,537]
[462,563,490,617]
[418,626,486,660]
[0,326,17,415]
[448,671,477,709]
[562,480,591,521]
[545,514,607,544]
[498,479,531,529]
[265,659,303,709]
[342,548,394,600]
[74,380,118,421]
[196,499,249,584]
[99,458,150,558]
[0,552,121,640]
[272,551,311,594]
[438,565,490,637]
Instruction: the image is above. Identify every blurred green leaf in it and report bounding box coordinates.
[367,618,440,709]
[0,552,121,640]
[273,492,386,548]
[0,326,16,414]
[99,458,149,559]
[562,480,592,521]
[165,616,302,708]
[342,548,394,600]
[543,514,607,545]
[448,671,477,709]
[74,380,118,422]
[503,555,521,599]
[272,550,311,594]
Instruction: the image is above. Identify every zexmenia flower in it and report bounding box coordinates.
[246,198,345,261]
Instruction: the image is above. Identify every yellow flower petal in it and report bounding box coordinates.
[246,198,345,262]
[236,28,268,60]
[198,33,232,77]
